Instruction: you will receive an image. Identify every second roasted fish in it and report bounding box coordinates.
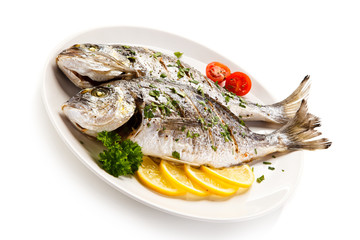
[57,44,311,124]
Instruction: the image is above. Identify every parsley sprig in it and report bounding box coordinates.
[97,131,143,177]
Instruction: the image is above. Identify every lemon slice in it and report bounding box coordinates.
[160,160,209,197]
[184,165,238,197]
[200,164,255,188]
[137,156,185,196]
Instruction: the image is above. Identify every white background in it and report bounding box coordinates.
[1,0,358,239]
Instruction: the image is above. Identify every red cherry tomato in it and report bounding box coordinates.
[206,62,231,83]
[225,72,252,96]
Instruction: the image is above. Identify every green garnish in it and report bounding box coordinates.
[211,145,217,151]
[239,117,245,126]
[172,151,180,160]
[149,90,160,100]
[268,167,275,170]
[127,56,136,62]
[174,51,183,58]
[197,86,205,97]
[153,52,162,58]
[97,131,143,177]
[263,161,272,165]
[157,103,172,116]
[198,101,206,107]
[144,104,156,119]
[175,60,190,79]
[189,79,199,84]
[254,148,258,154]
[160,73,167,78]
[169,87,186,98]
[214,81,221,89]
[220,123,232,142]
[186,131,200,138]
[180,126,186,132]
[239,97,247,108]
[256,175,265,183]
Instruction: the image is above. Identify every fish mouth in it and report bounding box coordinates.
[66,68,144,88]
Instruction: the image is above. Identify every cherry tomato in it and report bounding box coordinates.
[225,72,252,96]
[206,62,231,83]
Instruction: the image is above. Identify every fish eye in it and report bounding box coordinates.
[88,44,99,52]
[91,87,109,98]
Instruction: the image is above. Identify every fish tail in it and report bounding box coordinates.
[276,99,331,150]
[269,75,311,123]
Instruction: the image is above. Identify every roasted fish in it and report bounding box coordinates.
[62,77,331,168]
[57,44,311,124]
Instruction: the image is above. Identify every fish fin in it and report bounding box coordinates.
[271,75,311,123]
[277,99,331,150]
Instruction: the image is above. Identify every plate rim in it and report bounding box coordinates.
[42,25,304,222]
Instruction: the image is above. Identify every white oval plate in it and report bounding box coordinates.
[42,26,303,222]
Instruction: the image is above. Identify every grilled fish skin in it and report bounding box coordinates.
[57,43,311,124]
[62,77,331,168]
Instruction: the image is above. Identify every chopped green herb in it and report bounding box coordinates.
[239,97,247,108]
[197,117,205,126]
[256,175,265,183]
[214,81,221,89]
[127,56,136,62]
[172,151,180,160]
[169,87,186,98]
[175,60,189,79]
[254,148,258,154]
[153,52,162,58]
[220,123,232,142]
[211,145,217,151]
[174,51,183,58]
[144,104,156,119]
[177,70,185,79]
[186,131,200,138]
[149,84,157,88]
[263,161,272,165]
[198,101,206,107]
[272,155,276,158]
[175,138,179,142]
[197,86,204,97]
[160,73,167,78]
[157,103,171,116]
[268,167,275,170]
[189,79,199,84]
[211,116,219,125]
[180,126,186,132]
[149,90,160,100]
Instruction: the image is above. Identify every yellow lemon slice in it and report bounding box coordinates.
[200,164,255,188]
[160,160,209,197]
[137,156,185,196]
[184,165,238,197]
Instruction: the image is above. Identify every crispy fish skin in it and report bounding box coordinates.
[57,44,311,124]
[62,77,331,168]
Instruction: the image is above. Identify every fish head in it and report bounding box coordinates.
[56,44,141,88]
[62,84,136,137]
